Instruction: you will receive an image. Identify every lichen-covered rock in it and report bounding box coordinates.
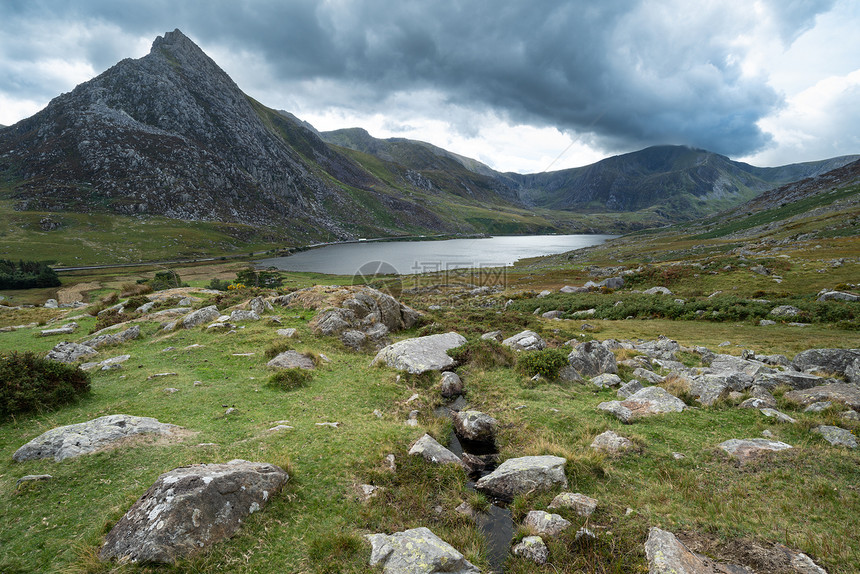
[617,379,644,399]
[99,460,288,563]
[46,341,97,363]
[475,455,567,500]
[791,348,860,384]
[718,438,792,463]
[512,535,548,565]
[523,510,571,537]
[591,373,623,388]
[599,386,686,422]
[813,425,857,448]
[590,430,634,454]
[408,434,462,466]
[366,527,480,574]
[645,527,726,574]
[229,309,260,322]
[13,414,181,462]
[502,330,546,352]
[266,351,315,370]
[771,305,801,318]
[247,296,274,315]
[568,340,617,376]
[372,332,466,374]
[784,383,860,411]
[452,410,497,442]
[548,492,598,516]
[181,305,221,329]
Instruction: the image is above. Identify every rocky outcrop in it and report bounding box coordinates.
[100,460,288,563]
[13,414,181,462]
[372,332,466,374]
[83,324,140,349]
[813,425,857,448]
[598,386,686,423]
[46,341,97,363]
[502,330,546,352]
[366,527,480,574]
[784,383,860,411]
[475,455,567,500]
[568,340,617,376]
[791,348,860,384]
[181,306,221,329]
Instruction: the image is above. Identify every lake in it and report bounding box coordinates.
[258,234,616,276]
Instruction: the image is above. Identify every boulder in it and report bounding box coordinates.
[617,380,644,399]
[542,310,563,319]
[590,430,634,454]
[440,371,464,398]
[512,535,548,565]
[643,286,672,295]
[784,383,860,411]
[83,325,140,349]
[523,510,571,537]
[100,460,288,563]
[755,371,828,390]
[229,309,260,322]
[452,410,497,442]
[548,492,598,516]
[366,527,480,574]
[645,527,735,574]
[591,373,623,388]
[502,330,546,352]
[372,332,467,374]
[45,341,97,363]
[313,308,355,335]
[718,438,792,463]
[40,323,78,336]
[634,336,681,360]
[760,408,796,423]
[634,368,665,384]
[480,330,503,341]
[341,330,367,350]
[408,434,462,466]
[689,376,731,407]
[13,414,181,462]
[247,296,274,315]
[599,386,686,423]
[475,455,567,500]
[44,298,59,308]
[813,425,857,448]
[770,305,801,318]
[817,291,859,302]
[266,351,315,370]
[277,328,297,338]
[568,340,617,376]
[791,348,860,384]
[181,305,221,329]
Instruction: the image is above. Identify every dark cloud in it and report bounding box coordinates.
[0,0,842,159]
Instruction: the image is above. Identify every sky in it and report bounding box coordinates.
[1,1,859,173]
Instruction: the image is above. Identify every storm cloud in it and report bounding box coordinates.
[1,0,856,170]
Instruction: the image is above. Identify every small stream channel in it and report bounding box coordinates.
[436,399,514,573]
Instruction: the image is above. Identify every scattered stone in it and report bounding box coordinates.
[672,452,686,460]
[40,323,79,336]
[568,340,617,376]
[523,510,571,537]
[718,438,793,463]
[645,527,739,574]
[46,341,97,363]
[537,290,552,298]
[512,535,548,565]
[558,365,584,383]
[759,319,776,326]
[316,422,340,428]
[755,371,826,391]
[452,410,498,442]
[408,434,462,465]
[454,501,476,518]
[480,330,503,341]
[842,410,860,422]
[13,414,181,462]
[750,264,770,275]
[770,305,800,318]
[643,286,672,295]
[591,373,623,388]
[440,371,464,398]
[16,474,53,487]
[813,425,857,448]
[366,527,480,574]
[560,285,588,294]
[268,425,294,432]
[761,429,775,438]
[99,460,288,563]
[356,483,381,503]
[181,305,221,329]
[502,330,546,352]
[248,296,274,315]
[44,298,59,308]
[341,329,367,350]
[147,372,177,380]
[719,341,731,347]
[372,332,467,374]
[804,401,833,413]
[590,430,634,454]
[617,380,644,399]
[475,455,567,500]
[163,388,180,394]
[548,492,598,516]
[225,407,237,415]
[276,328,297,337]
[760,408,797,423]
[267,351,316,370]
[571,308,596,318]
[542,310,563,319]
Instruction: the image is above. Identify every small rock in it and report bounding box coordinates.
[366,527,480,574]
[575,527,597,543]
[804,401,832,413]
[276,328,297,337]
[523,510,571,537]
[590,430,634,454]
[502,330,546,352]
[512,535,548,565]
[408,434,462,465]
[440,371,464,398]
[267,351,316,370]
[480,330,503,341]
[16,474,53,487]
[548,492,598,516]
[452,410,498,442]
[760,408,797,423]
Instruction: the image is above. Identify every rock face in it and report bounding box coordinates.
[46,341,97,363]
[181,306,221,329]
[408,434,462,465]
[266,351,316,370]
[13,414,180,462]
[784,383,860,411]
[718,438,792,463]
[791,348,860,384]
[99,460,288,563]
[372,332,466,374]
[475,455,567,500]
[366,527,480,574]
[452,410,497,442]
[568,341,617,376]
[502,330,547,352]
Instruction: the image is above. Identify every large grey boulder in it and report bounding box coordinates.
[568,340,617,376]
[247,296,274,315]
[784,383,860,411]
[267,351,316,370]
[372,332,466,374]
[791,348,860,384]
[46,341,97,363]
[475,455,567,500]
[452,410,497,442]
[755,371,829,390]
[13,414,181,462]
[181,305,221,329]
[100,460,288,563]
[408,434,462,465]
[817,290,859,302]
[366,527,480,574]
[718,438,792,463]
[83,324,141,349]
[599,386,686,423]
[502,330,546,352]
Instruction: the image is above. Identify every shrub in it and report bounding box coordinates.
[1,352,90,419]
[147,270,183,291]
[0,259,61,290]
[447,339,516,369]
[124,295,150,309]
[517,348,569,379]
[267,369,312,391]
[206,278,229,291]
[89,309,128,334]
[236,268,284,289]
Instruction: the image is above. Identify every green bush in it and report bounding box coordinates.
[235,268,284,289]
[147,270,183,291]
[447,339,516,369]
[1,352,91,419]
[89,309,127,334]
[206,278,229,291]
[517,349,569,379]
[124,295,150,309]
[267,368,312,391]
